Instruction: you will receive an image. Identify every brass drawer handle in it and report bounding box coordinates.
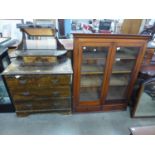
[19,79,27,84]
[22,92,30,96]
[52,91,60,97]
[52,79,59,84]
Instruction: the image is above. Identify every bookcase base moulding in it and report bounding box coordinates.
[73,33,150,113]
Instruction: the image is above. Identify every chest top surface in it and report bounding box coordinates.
[18,49,67,57]
[2,58,73,75]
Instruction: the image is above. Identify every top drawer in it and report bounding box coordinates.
[5,74,71,87]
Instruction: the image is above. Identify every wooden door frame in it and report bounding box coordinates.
[104,41,147,105]
[73,38,113,111]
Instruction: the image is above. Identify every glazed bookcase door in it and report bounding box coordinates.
[106,44,144,103]
[78,43,112,105]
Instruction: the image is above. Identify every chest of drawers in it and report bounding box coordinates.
[2,59,73,116]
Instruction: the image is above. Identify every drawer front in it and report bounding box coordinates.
[23,56,57,64]
[15,99,71,111]
[7,83,71,92]
[10,87,71,101]
[5,75,71,87]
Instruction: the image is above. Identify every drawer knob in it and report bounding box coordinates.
[22,92,30,96]
[19,79,27,84]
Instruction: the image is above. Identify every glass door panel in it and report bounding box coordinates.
[80,74,103,101]
[115,47,139,59]
[106,46,141,101]
[80,87,101,101]
[81,46,106,74]
[107,86,128,100]
[80,46,108,101]
[113,59,135,73]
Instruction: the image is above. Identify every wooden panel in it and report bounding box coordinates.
[9,87,70,101]
[74,103,126,112]
[23,28,55,36]
[73,37,80,109]
[102,104,127,111]
[23,56,57,64]
[15,98,71,111]
[73,33,150,40]
[16,109,71,117]
[121,19,143,34]
[5,75,71,87]
[74,105,101,112]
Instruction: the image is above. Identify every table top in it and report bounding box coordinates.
[129,125,155,135]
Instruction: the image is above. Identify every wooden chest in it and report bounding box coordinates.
[2,58,73,116]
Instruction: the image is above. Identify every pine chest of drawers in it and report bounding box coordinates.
[2,59,73,116]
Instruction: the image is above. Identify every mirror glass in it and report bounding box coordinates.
[134,80,155,117]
